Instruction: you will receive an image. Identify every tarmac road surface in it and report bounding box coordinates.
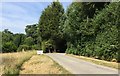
[46,53,118,74]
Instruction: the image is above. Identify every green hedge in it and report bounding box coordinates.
[65,2,119,62]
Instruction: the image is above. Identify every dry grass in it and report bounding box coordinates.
[0,51,36,75]
[20,55,70,74]
[66,54,119,69]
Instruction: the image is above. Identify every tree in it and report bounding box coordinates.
[41,39,55,53]
[2,29,15,53]
[24,37,34,46]
[65,2,119,61]
[64,2,113,58]
[2,29,13,44]
[64,2,95,54]
[2,42,17,53]
[25,24,38,44]
[38,1,65,52]
[13,34,26,48]
[92,2,120,61]
[17,44,31,52]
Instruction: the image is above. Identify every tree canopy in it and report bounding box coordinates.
[38,2,65,52]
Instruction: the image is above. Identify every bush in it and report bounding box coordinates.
[2,42,17,53]
[41,41,46,53]
[66,47,78,55]
[93,3,119,61]
[41,40,55,53]
[65,2,119,62]
[31,45,39,50]
[24,37,34,46]
[17,45,31,52]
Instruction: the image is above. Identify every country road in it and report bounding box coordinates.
[46,53,118,74]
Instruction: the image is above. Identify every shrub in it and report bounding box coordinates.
[2,42,17,53]
[41,40,55,53]
[31,45,39,50]
[17,45,31,52]
[65,2,119,61]
[24,37,34,46]
[93,2,119,61]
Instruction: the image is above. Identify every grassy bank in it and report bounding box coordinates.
[66,54,119,69]
[20,55,70,74]
[0,51,36,75]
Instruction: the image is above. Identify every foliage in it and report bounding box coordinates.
[2,29,26,53]
[17,45,31,52]
[24,37,34,46]
[31,45,39,50]
[64,2,119,62]
[2,42,17,53]
[41,39,54,53]
[2,25,38,52]
[92,2,120,61]
[2,29,13,44]
[25,24,38,44]
[13,34,26,47]
[38,2,65,52]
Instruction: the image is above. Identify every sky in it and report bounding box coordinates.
[0,0,72,34]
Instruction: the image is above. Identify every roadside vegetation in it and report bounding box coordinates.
[0,51,36,75]
[0,51,70,75]
[20,55,70,74]
[65,2,119,62]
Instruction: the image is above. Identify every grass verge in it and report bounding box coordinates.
[20,54,70,74]
[0,51,36,75]
[66,54,119,70]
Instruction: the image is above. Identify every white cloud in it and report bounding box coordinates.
[0,2,72,34]
[1,2,41,33]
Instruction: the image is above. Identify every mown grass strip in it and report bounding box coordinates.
[20,54,71,74]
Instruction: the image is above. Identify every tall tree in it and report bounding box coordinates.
[13,33,26,48]
[2,29,17,52]
[25,24,38,44]
[92,2,120,61]
[64,2,109,55]
[24,37,34,46]
[38,1,64,52]
[2,29,13,44]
